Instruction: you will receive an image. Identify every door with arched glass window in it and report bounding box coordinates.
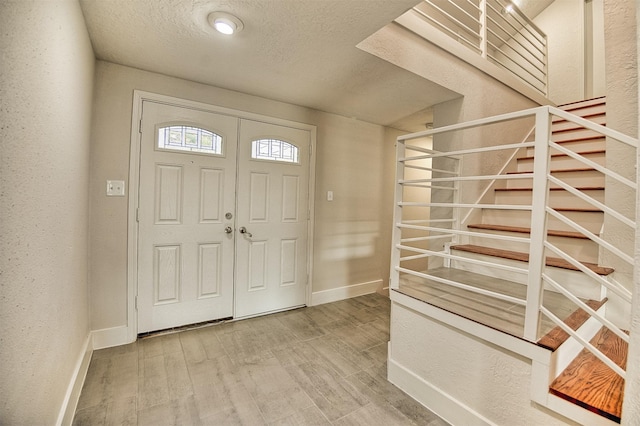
[235,119,310,318]
[137,101,238,333]
[137,101,311,332]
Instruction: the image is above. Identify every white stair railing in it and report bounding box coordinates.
[398,0,548,96]
[391,105,638,381]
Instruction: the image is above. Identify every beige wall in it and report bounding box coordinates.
[89,61,398,332]
[626,1,640,421]
[0,0,95,423]
[604,0,640,423]
[534,0,586,105]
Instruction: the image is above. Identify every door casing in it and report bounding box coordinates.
[126,91,317,343]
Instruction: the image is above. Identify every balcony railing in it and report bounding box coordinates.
[396,0,548,97]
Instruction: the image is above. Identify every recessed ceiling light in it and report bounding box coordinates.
[207,12,244,36]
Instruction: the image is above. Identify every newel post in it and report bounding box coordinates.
[524,107,551,341]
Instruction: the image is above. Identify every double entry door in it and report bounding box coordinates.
[137,101,310,333]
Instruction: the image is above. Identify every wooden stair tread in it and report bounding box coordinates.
[450,244,614,275]
[549,327,628,423]
[558,96,605,106]
[508,167,599,174]
[467,223,591,239]
[554,207,603,213]
[537,298,608,351]
[552,122,607,134]
[554,135,606,144]
[495,186,604,192]
[517,150,605,161]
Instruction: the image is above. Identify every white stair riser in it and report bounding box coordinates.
[557,101,606,116]
[466,233,599,263]
[507,171,605,188]
[480,209,604,234]
[494,189,604,210]
[552,114,606,132]
[449,250,604,299]
[525,140,606,157]
[516,153,605,172]
[553,130,606,144]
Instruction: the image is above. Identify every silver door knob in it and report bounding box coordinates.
[224,226,233,234]
[239,226,252,237]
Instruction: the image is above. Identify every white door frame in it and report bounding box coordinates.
[126,90,317,343]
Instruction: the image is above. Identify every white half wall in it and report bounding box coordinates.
[389,300,579,426]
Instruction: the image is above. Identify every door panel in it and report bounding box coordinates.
[138,101,238,333]
[235,119,310,317]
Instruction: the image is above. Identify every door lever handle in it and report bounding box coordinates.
[239,226,252,237]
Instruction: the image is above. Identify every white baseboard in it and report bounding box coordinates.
[92,325,130,350]
[311,279,383,306]
[387,357,496,426]
[56,334,93,426]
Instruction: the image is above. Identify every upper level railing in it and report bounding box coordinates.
[391,106,637,380]
[398,0,548,96]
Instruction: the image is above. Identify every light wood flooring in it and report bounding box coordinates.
[73,293,449,426]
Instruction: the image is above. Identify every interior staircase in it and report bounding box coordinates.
[453,97,609,276]
[444,97,627,423]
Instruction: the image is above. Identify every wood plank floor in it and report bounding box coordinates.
[73,294,449,426]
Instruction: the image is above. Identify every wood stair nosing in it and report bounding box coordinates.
[537,298,608,351]
[507,167,600,175]
[494,186,605,192]
[557,97,606,112]
[467,223,592,240]
[549,327,628,423]
[449,244,614,275]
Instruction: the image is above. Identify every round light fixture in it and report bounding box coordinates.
[207,12,244,35]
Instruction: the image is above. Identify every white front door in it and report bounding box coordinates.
[234,119,310,318]
[137,101,311,332]
[137,101,238,333]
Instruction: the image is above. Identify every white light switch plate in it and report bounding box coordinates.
[106,180,126,196]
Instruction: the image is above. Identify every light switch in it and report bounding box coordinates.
[106,180,126,196]
[327,190,333,201]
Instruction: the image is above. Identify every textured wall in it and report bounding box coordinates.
[391,303,579,425]
[534,0,586,104]
[601,0,639,330]
[89,61,397,331]
[0,0,94,423]
[607,1,640,423]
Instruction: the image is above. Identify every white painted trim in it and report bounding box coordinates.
[128,91,317,337]
[91,325,130,350]
[388,357,497,426]
[55,334,93,426]
[311,279,383,306]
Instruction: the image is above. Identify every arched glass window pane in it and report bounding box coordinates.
[251,139,299,163]
[158,126,223,155]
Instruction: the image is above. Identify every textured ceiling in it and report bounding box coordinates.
[79,0,461,129]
